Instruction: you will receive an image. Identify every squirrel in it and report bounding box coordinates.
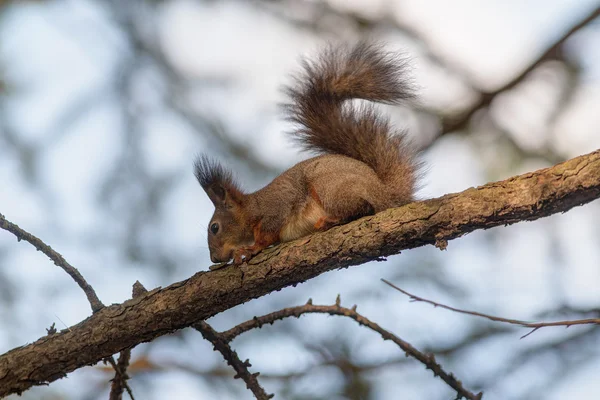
[194,42,420,265]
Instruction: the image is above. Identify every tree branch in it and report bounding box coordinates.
[221,297,482,400]
[0,148,599,397]
[107,354,134,400]
[108,282,147,400]
[382,279,600,338]
[195,321,273,400]
[0,213,104,313]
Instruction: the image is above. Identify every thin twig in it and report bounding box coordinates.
[108,282,147,400]
[0,212,104,313]
[382,279,600,338]
[221,297,482,400]
[195,321,274,400]
[107,356,135,400]
[0,213,136,397]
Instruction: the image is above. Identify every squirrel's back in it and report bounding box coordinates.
[284,42,420,205]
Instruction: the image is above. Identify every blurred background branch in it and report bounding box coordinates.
[1,1,599,399]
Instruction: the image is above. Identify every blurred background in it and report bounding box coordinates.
[1,0,600,399]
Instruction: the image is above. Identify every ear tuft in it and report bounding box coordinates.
[193,155,244,206]
[194,155,230,190]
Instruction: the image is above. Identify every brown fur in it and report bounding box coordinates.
[195,42,421,264]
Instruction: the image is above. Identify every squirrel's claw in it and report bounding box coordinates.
[233,247,253,265]
[233,244,267,265]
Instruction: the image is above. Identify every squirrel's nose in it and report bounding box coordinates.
[210,254,218,263]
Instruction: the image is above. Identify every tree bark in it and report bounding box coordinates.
[1,149,599,397]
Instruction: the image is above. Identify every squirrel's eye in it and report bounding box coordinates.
[210,222,219,235]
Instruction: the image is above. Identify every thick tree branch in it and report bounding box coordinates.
[0,213,104,313]
[0,149,599,397]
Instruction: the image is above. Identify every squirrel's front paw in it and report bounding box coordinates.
[233,248,253,265]
[232,244,266,265]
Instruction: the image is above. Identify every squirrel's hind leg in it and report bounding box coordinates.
[308,184,379,230]
[313,215,340,231]
[317,186,384,224]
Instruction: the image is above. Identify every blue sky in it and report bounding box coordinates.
[1,1,600,399]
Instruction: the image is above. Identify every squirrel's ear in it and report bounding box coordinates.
[206,184,226,205]
[205,184,242,208]
[194,155,244,208]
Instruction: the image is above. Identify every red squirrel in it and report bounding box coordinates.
[195,42,420,265]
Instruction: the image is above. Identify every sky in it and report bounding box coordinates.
[1,0,600,399]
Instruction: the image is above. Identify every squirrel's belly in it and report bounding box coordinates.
[279,198,326,242]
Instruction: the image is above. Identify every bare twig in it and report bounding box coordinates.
[108,282,147,400]
[479,325,598,397]
[0,212,104,313]
[195,321,274,400]
[0,212,135,397]
[221,298,482,400]
[107,356,135,400]
[382,279,600,338]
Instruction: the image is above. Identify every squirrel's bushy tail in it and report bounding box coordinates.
[284,42,419,204]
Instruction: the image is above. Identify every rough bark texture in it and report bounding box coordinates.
[1,149,599,397]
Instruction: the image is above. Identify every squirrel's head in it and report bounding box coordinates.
[194,156,254,263]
